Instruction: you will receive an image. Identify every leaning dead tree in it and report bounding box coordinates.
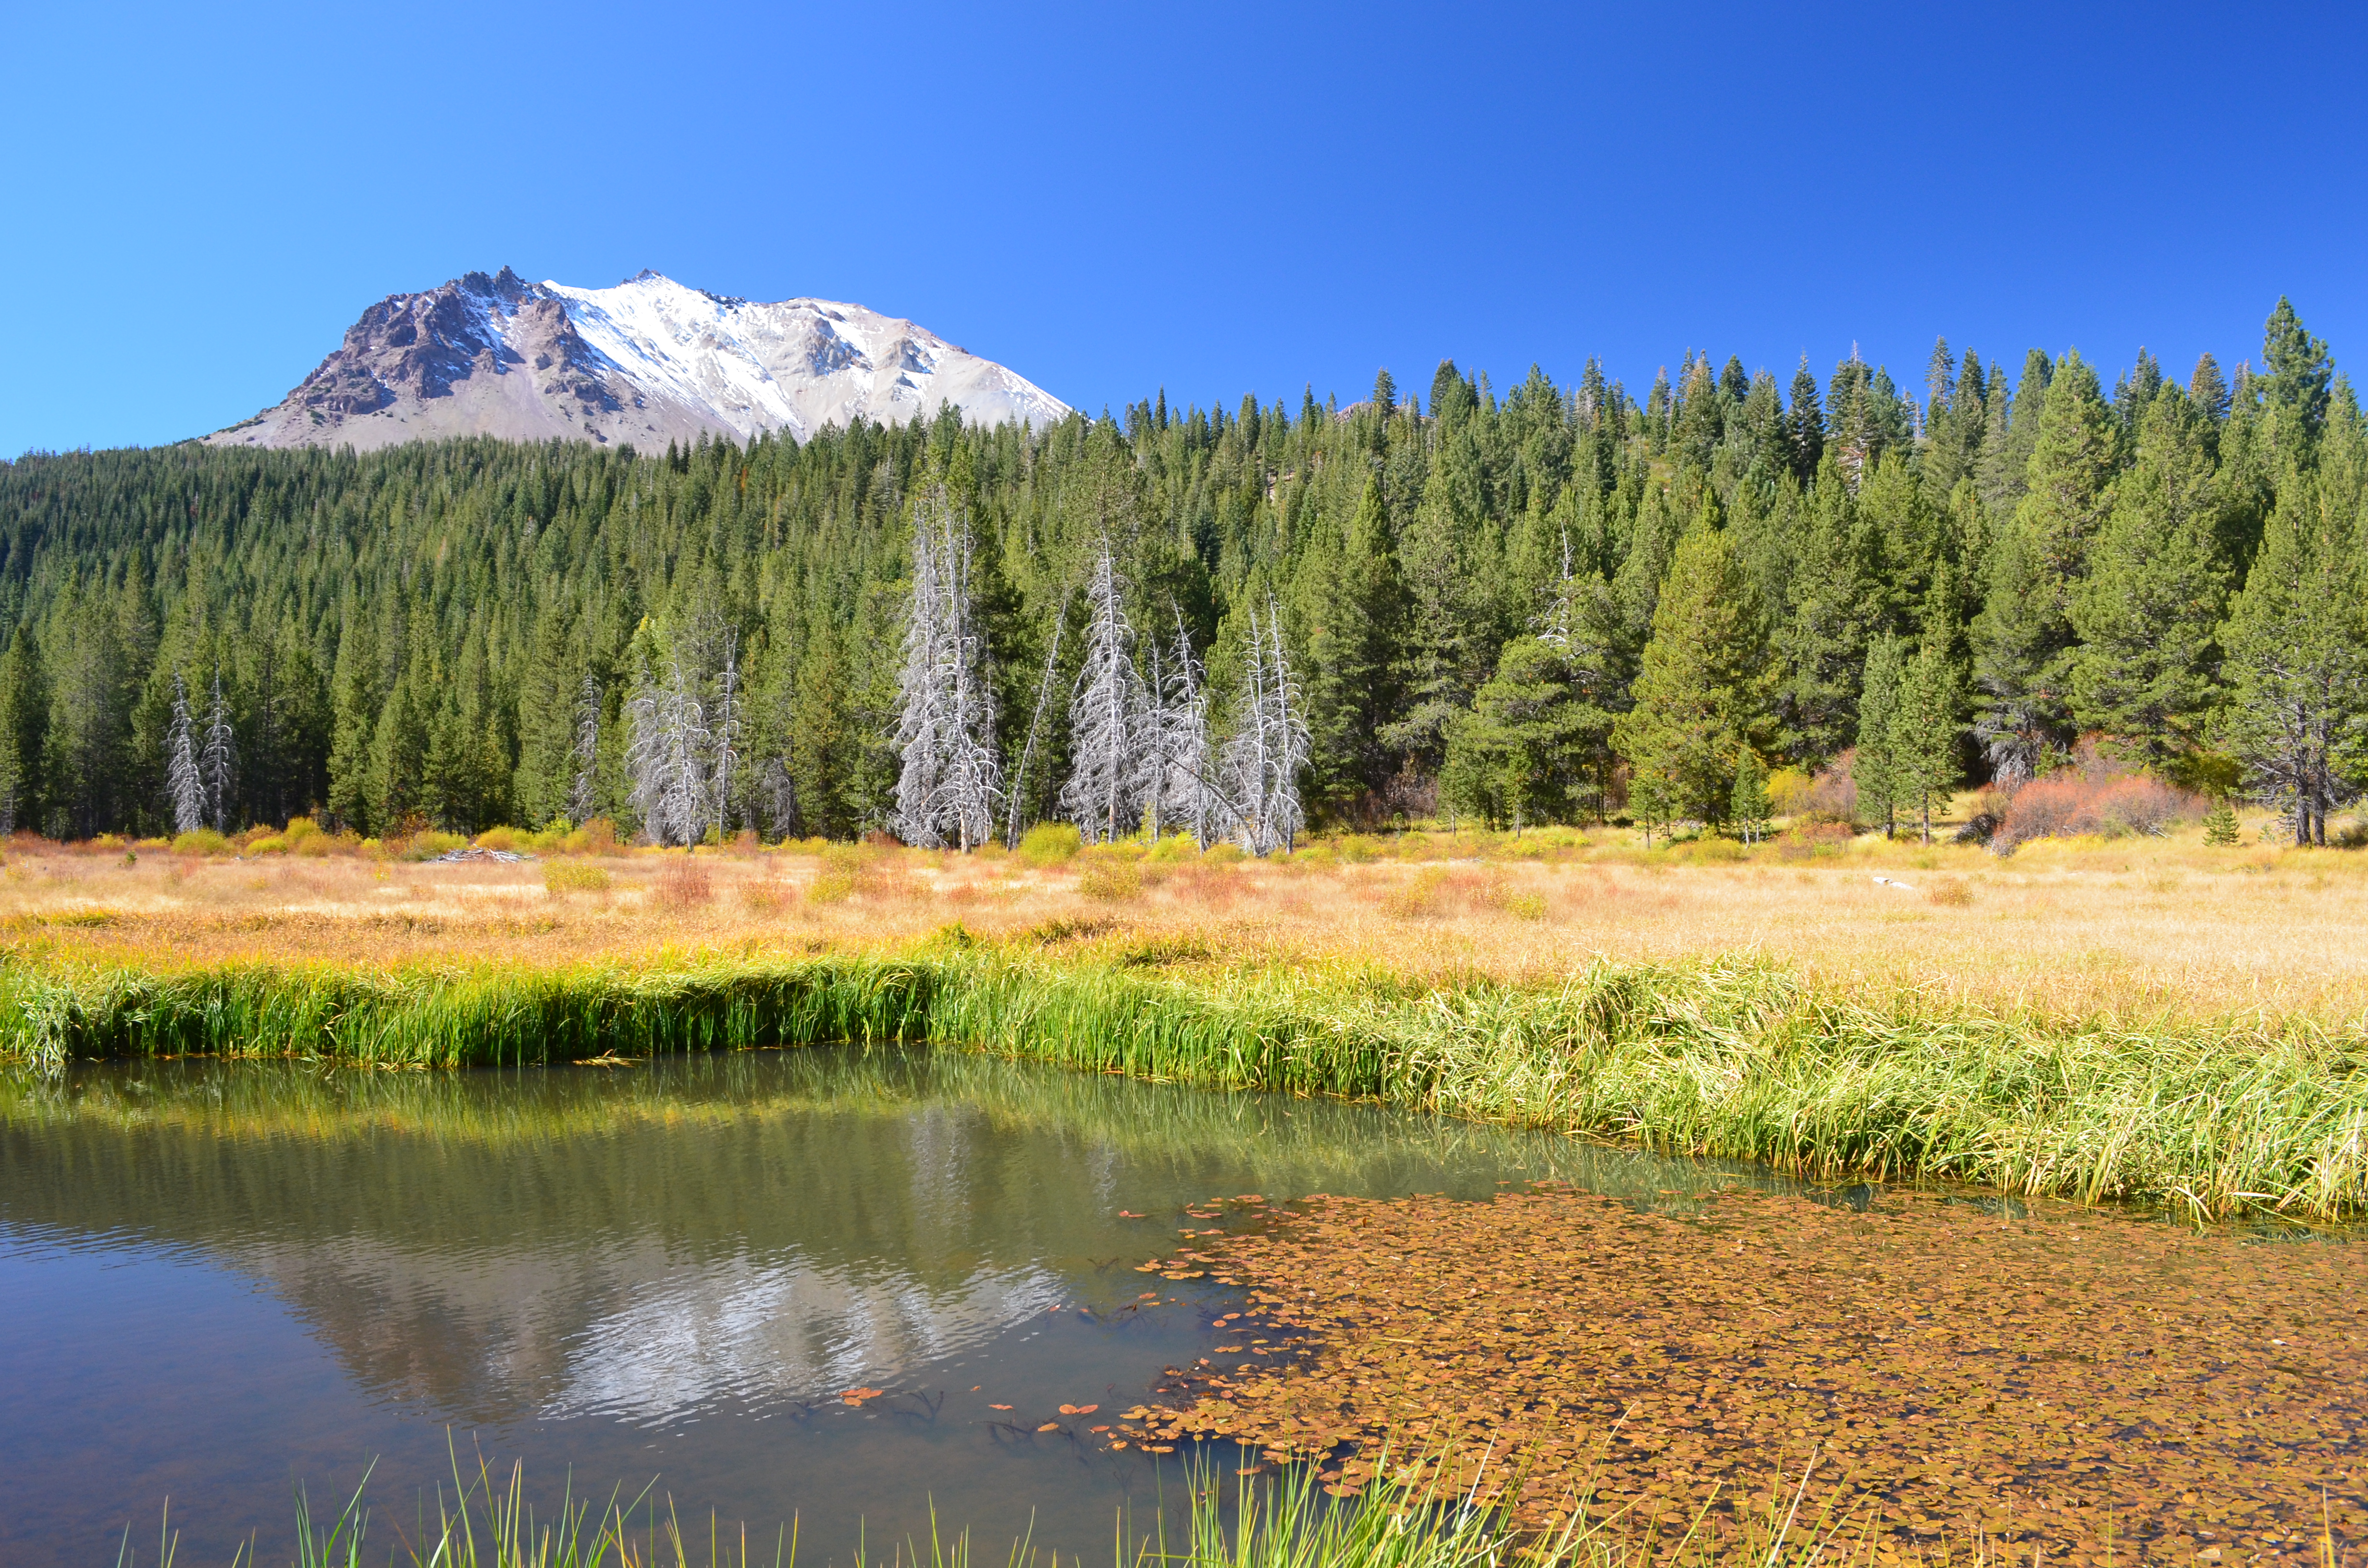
[893,486,1001,849]
[1218,600,1309,854]
[1061,544,1148,844]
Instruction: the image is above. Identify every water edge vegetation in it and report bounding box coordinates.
[8,944,2365,1223]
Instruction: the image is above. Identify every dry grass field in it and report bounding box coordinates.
[7,799,2365,1026]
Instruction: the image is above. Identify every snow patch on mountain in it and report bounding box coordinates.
[205,270,1067,452]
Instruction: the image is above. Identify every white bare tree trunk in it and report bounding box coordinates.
[627,655,712,847]
[1218,601,1310,854]
[569,672,600,826]
[713,628,741,836]
[894,486,1001,849]
[1143,605,1212,846]
[165,673,203,834]
[1061,545,1146,844]
[201,668,235,833]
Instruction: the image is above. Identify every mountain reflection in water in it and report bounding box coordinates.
[0,1047,1787,1564]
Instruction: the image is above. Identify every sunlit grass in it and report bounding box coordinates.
[11,802,2368,1024]
[6,943,2366,1220]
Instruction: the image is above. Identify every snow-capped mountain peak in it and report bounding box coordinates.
[207,270,1067,451]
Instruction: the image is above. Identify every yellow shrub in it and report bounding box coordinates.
[247,836,289,856]
[284,817,322,845]
[1203,842,1246,865]
[1019,822,1083,867]
[171,829,231,856]
[543,862,612,895]
[808,842,864,903]
[474,827,524,852]
[1078,862,1144,901]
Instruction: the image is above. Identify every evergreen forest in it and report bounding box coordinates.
[0,297,2359,848]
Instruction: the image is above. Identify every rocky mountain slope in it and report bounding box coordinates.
[205,269,1068,450]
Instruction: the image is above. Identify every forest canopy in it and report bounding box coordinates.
[0,298,2359,848]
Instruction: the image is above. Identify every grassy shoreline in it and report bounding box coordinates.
[6,945,2364,1221]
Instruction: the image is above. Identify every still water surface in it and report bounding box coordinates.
[0,1047,1802,1564]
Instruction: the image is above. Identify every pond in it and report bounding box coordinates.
[0,1047,1809,1565]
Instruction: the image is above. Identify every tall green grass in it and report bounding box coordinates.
[8,949,2366,1219]
[126,1445,1886,1568]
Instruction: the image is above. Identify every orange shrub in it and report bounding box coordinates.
[1993,773,2199,852]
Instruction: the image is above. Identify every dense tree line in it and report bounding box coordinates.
[0,298,2358,847]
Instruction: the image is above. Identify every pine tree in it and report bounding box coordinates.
[1612,524,1777,826]
[1853,637,1904,837]
[1293,476,1402,812]
[2069,386,2230,766]
[2189,353,2231,426]
[1972,349,2114,781]
[2202,794,2240,845]
[1776,460,1879,763]
[1440,635,1601,832]
[1889,636,1961,845]
[0,627,48,836]
[2219,468,2365,846]
[2260,296,2333,460]
[1785,357,1825,482]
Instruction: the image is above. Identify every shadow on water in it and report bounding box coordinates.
[0,1045,1796,1564]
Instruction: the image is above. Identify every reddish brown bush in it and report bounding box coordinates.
[651,856,714,909]
[1991,773,2200,853]
[1800,751,1860,823]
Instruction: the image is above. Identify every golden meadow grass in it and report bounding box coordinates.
[4,821,2368,1217]
[12,803,2368,1020]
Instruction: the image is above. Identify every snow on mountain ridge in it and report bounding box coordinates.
[205,270,1068,452]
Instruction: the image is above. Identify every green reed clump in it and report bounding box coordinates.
[6,948,2367,1219]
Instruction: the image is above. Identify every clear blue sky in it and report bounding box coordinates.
[5,1,2364,454]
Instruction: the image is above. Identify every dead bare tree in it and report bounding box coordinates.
[569,671,600,825]
[1061,544,1147,844]
[165,673,203,834]
[1004,585,1072,849]
[1218,600,1309,854]
[200,667,236,833]
[627,654,711,847]
[894,486,1000,849]
[1140,605,1212,845]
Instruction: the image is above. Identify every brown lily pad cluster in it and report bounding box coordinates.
[1115,1187,2367,1561]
